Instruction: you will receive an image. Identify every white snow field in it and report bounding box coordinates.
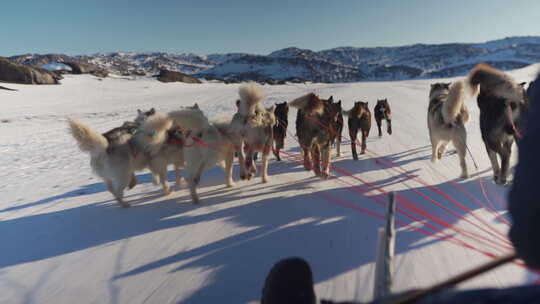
[1,65,539,304]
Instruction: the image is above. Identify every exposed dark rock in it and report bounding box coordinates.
[157,69,201,83]
[0,58,60,84]
[63,62,109,77]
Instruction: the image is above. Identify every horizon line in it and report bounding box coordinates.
[4,35,539,58]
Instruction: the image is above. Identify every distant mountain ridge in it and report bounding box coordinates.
[7,36,540,82]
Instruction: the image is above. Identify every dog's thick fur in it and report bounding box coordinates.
[134,108,188,187]
[427,81,470,179]
[261,257,316,304]
[231,82,276,182]
[101,121,141,189]
[374,98,392,137]
[468,63,528,184]
[68,114,173,207]
[167,108,236,204]
[343,101,371,160]
[291,93,338,178]
[273,102,289,161]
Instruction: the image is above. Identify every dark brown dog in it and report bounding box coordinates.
[328,98,344,157]
[291,93,339,178]
[345,101,371,160]
[374,98,392,137]
[468,63,528,185]
[273,102,289,161]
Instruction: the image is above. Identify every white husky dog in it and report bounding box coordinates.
[68,114,173,207]
[230,82,276,182]
[427,80,470,179]
[134,107,189,187]
[166,108,236,204]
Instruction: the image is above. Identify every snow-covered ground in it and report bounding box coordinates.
[1,64,539,303]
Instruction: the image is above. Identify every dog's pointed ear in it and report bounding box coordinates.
[193,103,199,109]
[149,108,156,115]
[519,82,527,87]
[137,109,142,114]
[337,100,341,105]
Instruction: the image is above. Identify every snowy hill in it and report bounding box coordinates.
[1,63,539,303]
[7,36,540,82]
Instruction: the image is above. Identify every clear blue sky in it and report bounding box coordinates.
[2,0,540,56]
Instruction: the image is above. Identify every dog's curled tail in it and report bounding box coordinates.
[468,63,524,102]
[288,93,316,110]
[238,82,265,115]
[133,113,173,154]
[68,118,109,156]
[168,109,210,133]
[442,80,469,124]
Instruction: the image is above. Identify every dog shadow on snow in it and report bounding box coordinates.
[0,147,512,303]
[109,164,509,302]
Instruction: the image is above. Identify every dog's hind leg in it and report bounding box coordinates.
[302,147,312,171]
[273,139,281,161]
[498,139,514,185]
[151,174,160,185]
[224,148,235,187]
[151,162,171,195]
[350,129,359,160]
[452,136,468,179]
[361,130,368,154]
[159,169,171,195]
[485,145,501,183]
[174,164,182,187]
[261,147,270,183]
[312,144,322,176]
[321,144,331,179]
[236,140,249,180]
[376,118,383,137]
[128,174,137,190]
[430,134,440,163]
[187,163,204,204]
[105,179,113,193]
[111,177,130,207]
[336,136,341,157]
[437,141,449,160]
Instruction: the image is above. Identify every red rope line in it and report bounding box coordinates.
[280,128,512,252]
[297,113,509,243]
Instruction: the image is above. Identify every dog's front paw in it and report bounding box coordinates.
[494,176,507,186]
[163,187,172,196]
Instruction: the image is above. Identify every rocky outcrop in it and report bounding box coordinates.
[157,69,201,83]
[63,62,109,77]
[0,58,60,84]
